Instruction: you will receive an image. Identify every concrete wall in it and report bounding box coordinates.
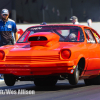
[16,22,100,34]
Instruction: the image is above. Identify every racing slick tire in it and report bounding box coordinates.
[34,76,58,86]
[68,65,79,85]
[4,74,16,86]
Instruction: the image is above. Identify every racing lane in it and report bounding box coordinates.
[0,80,100,100]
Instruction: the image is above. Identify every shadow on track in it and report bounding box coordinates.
[0,80,92,91]
[24,81,86,91]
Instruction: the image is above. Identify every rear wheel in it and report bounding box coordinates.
[34,76,58,86]
[4,74,16,86]
[68,65,79,85]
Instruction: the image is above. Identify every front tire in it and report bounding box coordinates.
[4,74,16,86]
[68,65,79,85]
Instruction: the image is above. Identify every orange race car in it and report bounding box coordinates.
[0,24,100,86]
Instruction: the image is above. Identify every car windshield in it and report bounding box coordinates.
[17,26,84,43]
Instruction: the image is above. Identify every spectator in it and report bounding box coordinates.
[70,16,79,24]
[0,9,18,79]
[87,19,92,27]
[0,9,18,46]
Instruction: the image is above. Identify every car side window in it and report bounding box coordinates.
[84,29,96,43]
[92,31,100,43]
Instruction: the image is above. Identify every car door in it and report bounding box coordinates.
[84,28,100,75]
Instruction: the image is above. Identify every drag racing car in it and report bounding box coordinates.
[0,24,100,86]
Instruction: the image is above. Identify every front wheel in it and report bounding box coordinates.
[68,65,79,85]
[4,74,16,86]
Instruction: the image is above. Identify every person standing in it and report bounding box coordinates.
[87,19,92,27]
[0,9,18,46]
[0,9,18,79]
[70,16,79,25]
